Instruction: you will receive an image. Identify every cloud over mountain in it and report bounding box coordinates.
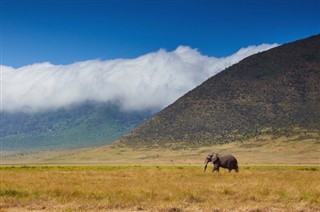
[1,44,278,113]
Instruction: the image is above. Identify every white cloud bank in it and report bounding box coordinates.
[1,44,278,113]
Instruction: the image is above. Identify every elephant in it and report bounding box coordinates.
[203,153,239,173]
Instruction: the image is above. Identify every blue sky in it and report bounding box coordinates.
[1,0,319,68]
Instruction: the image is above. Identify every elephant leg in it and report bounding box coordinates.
[234,164,239,172]
[213,163,219,172]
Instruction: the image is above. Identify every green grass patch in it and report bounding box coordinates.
[240,165,320,171]
[0,189,28,198]
[1,165,319,171]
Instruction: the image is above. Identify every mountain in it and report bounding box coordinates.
[122,35,320,145]
[1,103,153,151]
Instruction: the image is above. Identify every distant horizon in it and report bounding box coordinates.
[1,1,319,67]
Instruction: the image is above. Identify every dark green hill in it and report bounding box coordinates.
[123,35,320,145]
[1,103,153,151]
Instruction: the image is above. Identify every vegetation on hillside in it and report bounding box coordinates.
[124,35,320,144]
[0,103,152,151]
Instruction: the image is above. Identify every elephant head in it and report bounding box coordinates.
[203,153,219,172]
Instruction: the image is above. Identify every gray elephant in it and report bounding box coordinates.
[203,153,239,173]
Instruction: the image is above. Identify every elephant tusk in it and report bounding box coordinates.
[203,164,208,172]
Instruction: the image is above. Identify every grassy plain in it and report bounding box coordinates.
[2,135,319,165]
[1,136,319,211]
[1,165,320,211]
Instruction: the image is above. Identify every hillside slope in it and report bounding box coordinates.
[1,103,152,151]
[123,35,320,144]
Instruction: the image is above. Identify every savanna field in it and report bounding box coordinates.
[1,138,320,211]
[1,165,320,211]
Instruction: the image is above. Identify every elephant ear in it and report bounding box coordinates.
[206,154,213,162]
[211,154,219,163]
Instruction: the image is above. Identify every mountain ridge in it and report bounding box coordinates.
[122,34,320,145]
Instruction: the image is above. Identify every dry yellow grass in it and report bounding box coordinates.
[0,166,320,211]
[1,136,319,211]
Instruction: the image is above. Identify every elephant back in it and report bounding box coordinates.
[219,154,237,167]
